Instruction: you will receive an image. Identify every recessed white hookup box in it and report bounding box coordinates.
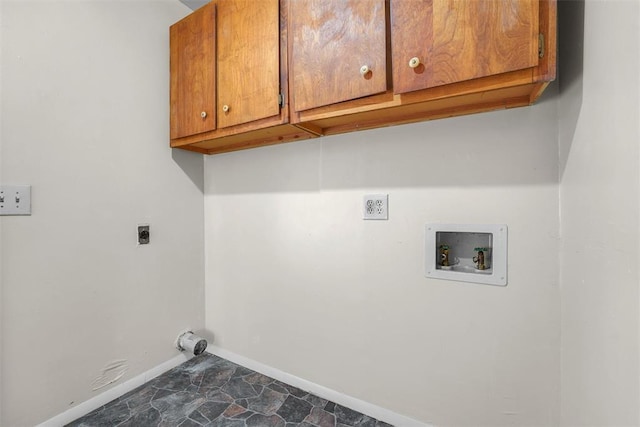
[425,223,508,286]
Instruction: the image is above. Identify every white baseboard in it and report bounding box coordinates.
[206,345,431,427]
[38,347,431,427]
[37,353,191,427]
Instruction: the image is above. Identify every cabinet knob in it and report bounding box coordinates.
[409,57,421,68]
[222,105,230,113]
[200,111,207,118]
[359,65,370,76]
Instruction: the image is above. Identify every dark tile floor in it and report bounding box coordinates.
[67,353,393,427]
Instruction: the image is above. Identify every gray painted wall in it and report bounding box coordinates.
[0,1,204,425]
[559,1,640,425]
[204,70,561,426]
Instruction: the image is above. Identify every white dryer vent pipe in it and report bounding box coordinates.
[176,331,207,356]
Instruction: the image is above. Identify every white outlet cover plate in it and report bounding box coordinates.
[0,185,31,216]
[363,194,388,220]
[425,223,507,286]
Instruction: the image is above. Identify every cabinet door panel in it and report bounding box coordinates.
[170,3,216,139]
[391,0,539,94]
[217,0,280,128]
[291,0,388,112]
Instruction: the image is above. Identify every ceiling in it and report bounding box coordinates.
[179,0,208,10]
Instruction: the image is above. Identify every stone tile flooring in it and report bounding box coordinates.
[67,353,393,427]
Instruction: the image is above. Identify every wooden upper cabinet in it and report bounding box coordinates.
[391,0,540,94]
[290,0,388,112]
[170,0,555,154]
[217,0,280,128]
[170,2,216,140]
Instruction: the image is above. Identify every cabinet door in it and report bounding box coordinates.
[170,2,216,140]
[391,0,539,94]
[217,0,280,128]
[290,0,388,112]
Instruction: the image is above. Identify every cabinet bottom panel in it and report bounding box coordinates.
[297,83,540,137]
[172,124,317,155]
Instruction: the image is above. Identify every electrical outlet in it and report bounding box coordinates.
[137,225,150,245]
[0,185,31,216]
[363,194,388,220]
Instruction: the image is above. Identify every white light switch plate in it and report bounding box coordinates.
[0,185,31,216]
